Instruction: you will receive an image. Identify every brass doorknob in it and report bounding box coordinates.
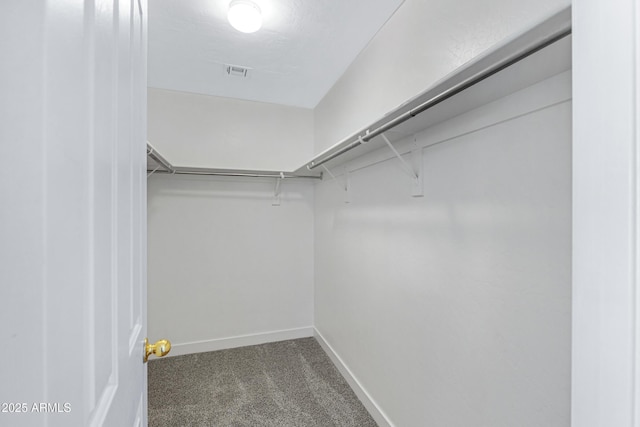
[144,338,171,363]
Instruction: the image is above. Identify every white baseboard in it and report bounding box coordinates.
[167,326,314,357]
[314,329,395,427]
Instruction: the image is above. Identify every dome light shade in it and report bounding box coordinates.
[227,0,262,33]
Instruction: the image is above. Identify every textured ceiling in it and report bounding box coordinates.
[148,0,405,108]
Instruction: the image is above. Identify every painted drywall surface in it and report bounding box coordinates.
[314,79,571,425]
[147,174,314,348]
[314,0,570,153]
[148,0,405,108]
[148,88,314,171]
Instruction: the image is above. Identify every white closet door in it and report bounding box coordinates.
[0,1,148,426]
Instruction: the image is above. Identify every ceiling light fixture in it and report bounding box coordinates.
[227,0,262,34]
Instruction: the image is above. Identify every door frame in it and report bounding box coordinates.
[572,0,639,426]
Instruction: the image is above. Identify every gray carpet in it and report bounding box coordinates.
[148,337,378,427]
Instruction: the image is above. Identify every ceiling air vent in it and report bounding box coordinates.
[224,64,251,78]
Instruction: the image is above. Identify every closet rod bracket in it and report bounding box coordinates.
[321,165,350,203]
[381,133,423,197]
[272,172,284,206]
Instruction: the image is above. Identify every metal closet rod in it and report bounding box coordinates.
[145,144,321,180]
[155,168,320,179]
[307,27,572,171]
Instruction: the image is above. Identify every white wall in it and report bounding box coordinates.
[146,89,316,351]
[314,73,572,426]
[314,0,570,153]
[148,88,314,171]
[147,174,315,355]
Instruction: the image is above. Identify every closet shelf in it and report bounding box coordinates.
[148,7,571,181]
